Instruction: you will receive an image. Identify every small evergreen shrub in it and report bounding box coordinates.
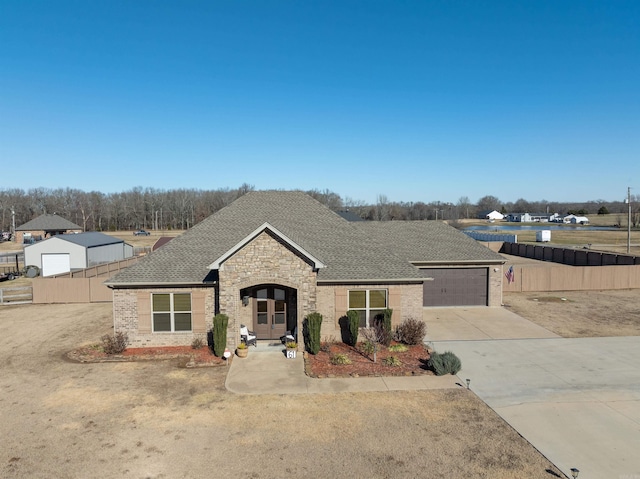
[376,308,393,346]
[383,355,402,367]
[304,312,323,355]
[212,314,229,357]
[330,353,352,365]
[101,331,129,355]
[347,310,360,346]
[427,351,462,376]
[191,337,204,349]
[395,317,427,345]
[388,343,408,353]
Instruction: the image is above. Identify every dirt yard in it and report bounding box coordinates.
[0,302,563,478]
[504,289,640,337]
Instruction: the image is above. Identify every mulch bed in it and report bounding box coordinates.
[67,345,228,368]
[305,341,434,378]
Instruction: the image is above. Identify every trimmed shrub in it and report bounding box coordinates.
[212,313,229,357]
[101,331,128,355]
[347,310,360,346]
[427,351,462,376]
[304,312,323,355]
[395,317,427,345]
[374,308,393,346]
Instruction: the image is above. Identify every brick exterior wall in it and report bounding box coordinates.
[113,286,215,347]
[316,283,423,340]
[488,265,503,306]
[217,231,318,349]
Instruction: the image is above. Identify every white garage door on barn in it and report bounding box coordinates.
[422,268,488,306]
[42,253,71,277]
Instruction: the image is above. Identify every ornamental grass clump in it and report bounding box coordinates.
[330,353,352,365]
[212,313,229,357]
[383,355,402,367]
[427,351,462,376]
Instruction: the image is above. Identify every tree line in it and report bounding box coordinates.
[1,187,639,233]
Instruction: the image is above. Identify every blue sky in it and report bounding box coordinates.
[1,1,638,205]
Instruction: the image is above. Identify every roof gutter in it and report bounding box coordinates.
[410,259,505,267]
[105,281,217,288]
[317,278,424,285]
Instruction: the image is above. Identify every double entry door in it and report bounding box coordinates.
[253,286,287,340]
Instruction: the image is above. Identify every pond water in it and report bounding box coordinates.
[465,225,620,232]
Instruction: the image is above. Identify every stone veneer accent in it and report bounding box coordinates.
[217,231,318,349]
[315,283,423,340]
[113,286,215,347]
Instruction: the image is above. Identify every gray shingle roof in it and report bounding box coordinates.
[17,214,82,231]
[107,191,503,286]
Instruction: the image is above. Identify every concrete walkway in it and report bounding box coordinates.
[225,342,458,395]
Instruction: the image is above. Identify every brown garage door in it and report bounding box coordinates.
[422,268,488,306]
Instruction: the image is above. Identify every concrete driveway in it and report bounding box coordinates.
[429,308,640,479]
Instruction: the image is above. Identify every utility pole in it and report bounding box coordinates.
[11,207,16,243]
[627,187,632,254]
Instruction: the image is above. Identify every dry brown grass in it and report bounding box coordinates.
[0,302,563,478]
[504,289,640,337]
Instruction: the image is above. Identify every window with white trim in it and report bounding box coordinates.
[152,293,192,332]
[348,289,387,328]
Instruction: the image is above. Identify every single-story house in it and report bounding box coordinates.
[563,214,589,225]
[106,191,505,349]
[505,212,552,223]
[25,232,134,277]
[479,210,504,221]
[16,214,83,244]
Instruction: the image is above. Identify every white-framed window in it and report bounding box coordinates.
[152,293,192,332]
[348,289,387,328]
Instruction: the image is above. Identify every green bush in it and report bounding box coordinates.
[304,312,323,355]
[375,308,393,346]
[395,317,427,345]
[101,332,128,355]
[212,313,228,357]
[347,310,360,346]
[361,340,375,356]
[427,351,462,376]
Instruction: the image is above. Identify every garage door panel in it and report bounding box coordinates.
[422,268,487,306]
[42,254,71,277]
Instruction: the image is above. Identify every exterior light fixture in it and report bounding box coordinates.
[570,468,579,478]
[242,295,250,307]
[466,378,471,389]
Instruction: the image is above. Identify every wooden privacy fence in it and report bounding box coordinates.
[503,264,640,292]
[32,256,141,304]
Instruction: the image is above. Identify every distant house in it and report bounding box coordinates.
[505,212,552,223]
[16,214,82,244]
[563,215,589,225]
[24,232,134,277]
[479,210,504,221]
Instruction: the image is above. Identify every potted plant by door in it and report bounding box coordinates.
[285,341,297,359]
[236,342,249,358]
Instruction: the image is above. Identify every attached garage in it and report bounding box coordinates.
[41,253,71,277]
[422,268,488,306]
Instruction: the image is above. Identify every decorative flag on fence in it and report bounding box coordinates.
[505,265,515,284]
